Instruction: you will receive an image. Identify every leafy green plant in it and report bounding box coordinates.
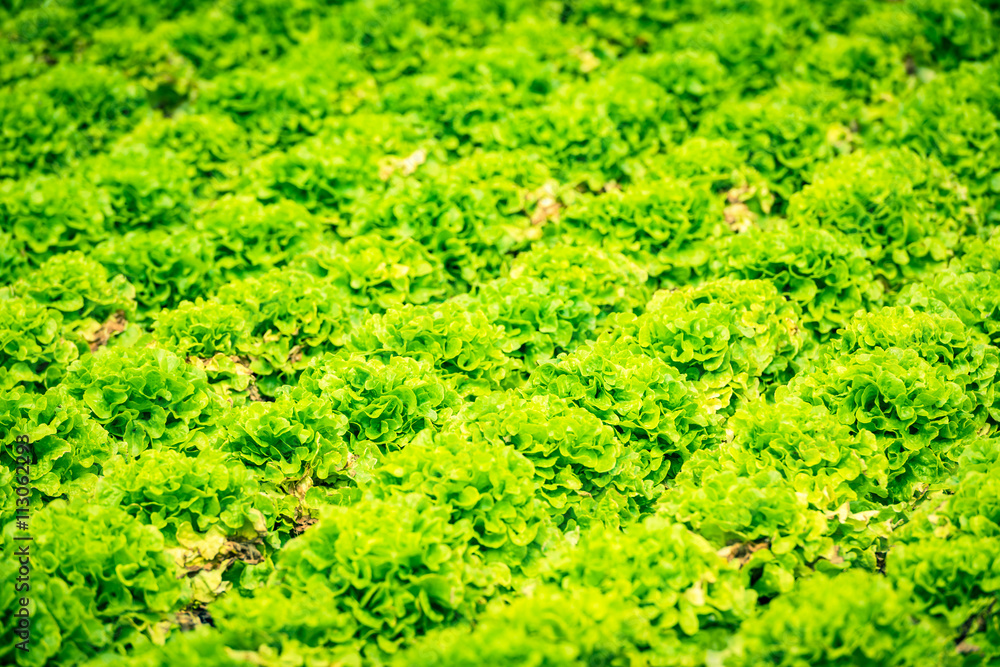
[392,584,657,667]
[697,82,858,201]
[347,300,513,397]
[0,173,113,263]
[787,148,973,284]
[342,152,546,288]
[795,34,908,99]
[125,112,252,193]
[505,244,651,313]
[490,71,687,182]
[0,499,190,667]
[723,570,953,667]
[896,270,1000,349]
[219,389,351,485]
[192,195,327,279]
[292,235,454,312]
[152,300,251,358]
[0,296,79,391]
[555,177,728,283]
[660,393,895,593]
[296,352,461,455]
[783,346,981,501]
[1,0,998,663]
[0,386,115,520]
[93,227,218,313]
[712,222,883,336]
[96,447,270,541]
[215,267,355,391]
[0,64,147,179]
[270,492,509,655]
[367,430,549,570]
[829,306,999,426]
[4,251,137,327]
[63,346,218,455]
[887,441,1000,655]
[463,390,651,529]
[528,339,720,484]
[539,514,755,657]
[87,144,195,232]
[605,278,805,414]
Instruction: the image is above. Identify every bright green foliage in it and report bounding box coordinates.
[2,0,999,663]
[75,628,245,667]
[956,234,1000,273]
[727,397,890,506]
[796,34,908,99]
[887,443,1000,652]
[203,585,359,664]
[539,515,755,653]
[556,178,729,283]
[296,353,461,455]
[377,31,573,145]
[393,585,658,667]
[219,389,351,484]
[191,46,370,151]
[621,49,734,123]
[897,270,1000,348]
[125,112,251,193]
[787,148,973,283]
[723,570,953,667]
[94,198,327,315]
[86,145,195,232]
[96,448,270,540]
[464,391,651,529]
[660,396,892,593]
[293,235,454,312]
[785,346,981,501]
[471,275,609,370]
[663,10,803,93]
[906,0,996,67]
[239,121,400,215]
[0,296,79,391]
[84,25,196,112]
[662,448,879,595]
[606,278,804,414]
[490,72,687,181]
[342,154,544,288]
[368,430,549,569]
[63,346,217,455]
[272,493,509,655]
[0,64,147,179]
[5,251,137,327]
[0,231,27,284]
[93,227,218,312]
[152,300,251,358]
[851,5,934,65]
[871,93,1000,204]
[192,195,327,278]
[0,386,115,519]
[348,300,513,396]
[504,244,651,315]
[528,339,720,484]
[0,174,112,263]
[830,307,999,425]
[0,500,190,667]
[712,222,883,336]
[918,59,1000,122]
[215,268,354,390]
[697,82,858,200]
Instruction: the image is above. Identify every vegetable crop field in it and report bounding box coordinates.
[2,0,1000,665]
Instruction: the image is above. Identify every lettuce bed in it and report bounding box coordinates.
[1,0,999,665]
